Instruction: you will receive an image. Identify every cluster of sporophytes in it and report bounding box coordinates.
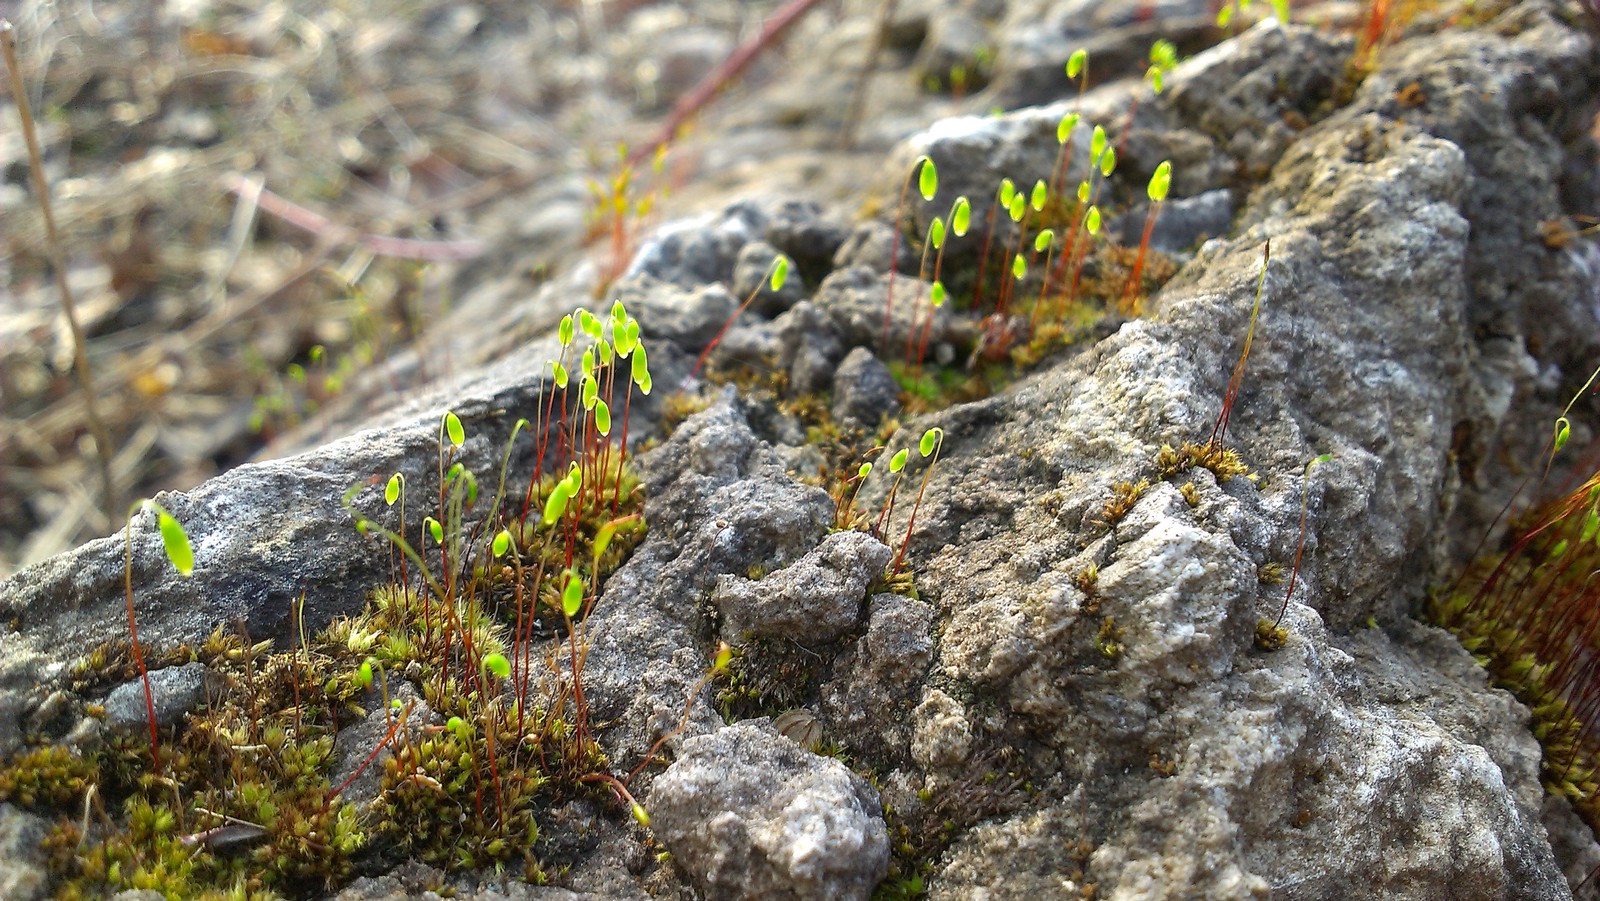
[831,426,946,575]
[880,47,1181,411]
[587,142,671,295]
[1431,367,1600,833]
[1215,0,1292,33]
[0,300,683,898]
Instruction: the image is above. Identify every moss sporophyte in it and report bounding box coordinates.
[809,45,1184,416]
[1431,363,1600,840]
[0,301,707,897]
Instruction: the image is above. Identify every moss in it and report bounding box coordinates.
[2,458,646,899]
[1178,482,1200,508]
[1153,440,1250,482]
[1253,618,1289,651]
[1095,616,1125,661]
[714,638,826,724]
[1099,479,1150,527]
[871,741,1042,901]
[1072,564,1099,597]
[0,745,96,808]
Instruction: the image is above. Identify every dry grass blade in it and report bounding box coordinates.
[1,17,116,522]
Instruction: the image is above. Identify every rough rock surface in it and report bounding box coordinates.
[329,861,621,900]
[648,720,889,901]
[0,803,48,901]
[831,347,902,426]
[579,389,835,770]
[889,6,1600,899]
[713,530,893,642]
[1,1,1598,900]
[103,662,209,733]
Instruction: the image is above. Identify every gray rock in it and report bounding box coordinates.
[624,203,767,289]
[329,860,606,899]
[772,301,846,396]
[763,200,849,283]
[890,20,1348,276]
[1114,187,1235,253]
[714,531,894,643]
[649,720,889,901]
[820,593,935,763]
[729,241,805,318]
[831,347,901,427]
[0,647,52,757]
[912,11,993,95]
[813,265,968,360]
[987,0,1215,107]
[0,804,48,901]
[774,444,827,481]
[892,3,1599,894]
[0,340,598,696]
[1,3,1596,899]
[910,688,972,775]
[614,276,739,350]
[104,661,208,733]
[831,220,919,275]
[580,391,835,770]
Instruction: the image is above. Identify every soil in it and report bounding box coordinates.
[0,0,983,575]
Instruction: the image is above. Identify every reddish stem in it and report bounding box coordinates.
[891,445,941,573]
[1122,202,1162,314]
[123,516,161,774]
[627,0,828,168]
[325,700,415,806]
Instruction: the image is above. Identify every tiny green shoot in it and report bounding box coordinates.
[1122,159,1174,314]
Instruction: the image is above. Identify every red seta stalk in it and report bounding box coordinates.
[1211,240,1270,451]
[123,520,161,774]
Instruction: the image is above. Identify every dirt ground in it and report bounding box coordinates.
[0,0,974,575]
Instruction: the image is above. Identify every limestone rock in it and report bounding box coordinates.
[648,720,889,901]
